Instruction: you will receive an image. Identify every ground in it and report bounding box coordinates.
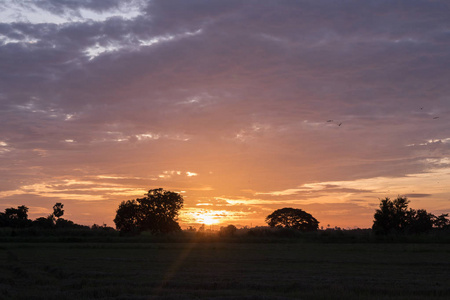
[1,242,449,299]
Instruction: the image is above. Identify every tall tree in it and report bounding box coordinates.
[372,196,442,234]
[372,197,410,234]
[114,188,184,233]
[52,203,64,219]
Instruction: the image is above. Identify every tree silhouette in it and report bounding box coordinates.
[114,188,183,233]
[266,208,319,231]
[408,209,435,233]
[0,205,31,228]
[372,196,444,234]
[52,203,64,219]
[114,199,139,233]
[219,224,237,236]
[434,213,450,229]
[372,197,410,234]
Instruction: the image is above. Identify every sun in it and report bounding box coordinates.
[197,214,219,225]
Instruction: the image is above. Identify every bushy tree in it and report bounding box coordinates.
[266,208,319,232]
[32,216,55,229]
[114,199,139,233]
[372,197,410,234]
[0,205,31,228]
[219,224,237,236]
[114,188,184,234]
[372,196,447,234]
[434,213,450,229]
[408,209,435,233]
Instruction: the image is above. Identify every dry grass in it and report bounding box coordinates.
[1,241,449,299]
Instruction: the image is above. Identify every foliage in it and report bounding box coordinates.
[219,224,237,236]
[52,202,64,219]
[1,203,92,232]
[266,207,319,231]
[372,197,410,234]
[32,216,55,229]
[372,196,450,234]
[114,188,184,234]
[0,205,32,228]
[434,213,450,229]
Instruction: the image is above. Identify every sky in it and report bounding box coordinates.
[1,0,449,229]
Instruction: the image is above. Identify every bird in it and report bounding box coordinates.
[338,122,342,126]
[420,107,424,110]
[327,120,333,122]
[433,117,439,119]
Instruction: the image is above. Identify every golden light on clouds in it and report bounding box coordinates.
[0,0,449,230]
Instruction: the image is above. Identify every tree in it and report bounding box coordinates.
[219,224,237,236]
[408,209,434,233]
[434,213,450,230]
[266,208,319,232]
[372,196,442,234]
[372,197,411,234]
[114,199,139,233]
[32,216,54,229]
[52,203,64,219]
[114,188,184,233]
[0,205,31,228]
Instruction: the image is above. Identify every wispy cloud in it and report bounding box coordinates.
[0,0,449,228]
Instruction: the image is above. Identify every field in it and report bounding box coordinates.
[1,241,449,299]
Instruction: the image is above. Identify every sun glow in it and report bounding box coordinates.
[197,214,220,225]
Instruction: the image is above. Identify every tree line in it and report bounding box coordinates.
[113,188,449,235]
[0,202,110,231]
[1,188,449,236]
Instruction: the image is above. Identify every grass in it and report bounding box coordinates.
[1,241,449,299]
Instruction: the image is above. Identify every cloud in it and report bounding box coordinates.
[0,0,449,227]
[403,193,433,198]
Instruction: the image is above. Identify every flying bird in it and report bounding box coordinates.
[327,120,333,122]
[433,116,439,119]
[338,122,343,126]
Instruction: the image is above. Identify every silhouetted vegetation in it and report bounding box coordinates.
[266,207,319,231]
[372,196,450,235]
[0,191,448,244]
[114,188,183,234]
[219,224,237,237]
[0,205,31,228]
[1,192,449,300]
[0,203,115,241]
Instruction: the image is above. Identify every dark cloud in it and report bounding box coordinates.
[403,193,433,198]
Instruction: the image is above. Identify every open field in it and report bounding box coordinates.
[1,241,449,299]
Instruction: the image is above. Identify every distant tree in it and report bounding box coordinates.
[372,197,410,234]
[0,212,8,227]
[52,203,64,219]
[185,226,197,232]
[0,205,31,228]
[408,209,435,233]
[434,213,450,229]
[266,208,319,232]
[32,216,54,229]
[114,199,139,233]
[55,218,74,228]
[372,196,446,234]
[219,224,237,236]
[5,205,29,220]
[114,188,184,234]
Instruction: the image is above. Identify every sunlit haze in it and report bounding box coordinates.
[1,0,449,229]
